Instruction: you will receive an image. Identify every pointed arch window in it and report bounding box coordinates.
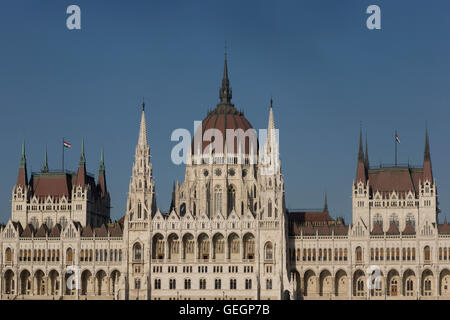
[138,201,142,219]
[214,186,222,215]
[134,243,142,261]
[268,200,272,218]
[227,185,236,214]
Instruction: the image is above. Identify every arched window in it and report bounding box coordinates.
[373,214,383,229]
[268,200,272,217]
[5,248,12,262]
[133,243,142,261]
[44,217,53,229]
[424,246,431,262]
[265,242,273,260]
[66,248,73,263]
[390,214,399,228]
[214,186,222,215]
[406,214,415,228]
[227,185,236,214]
[59,217,68,229]
[30,217,39,230]
[355,246,362,262]
[137,201,142,219]
[180,203,186,216]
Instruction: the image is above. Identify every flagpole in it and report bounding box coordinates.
[62,136,65,172]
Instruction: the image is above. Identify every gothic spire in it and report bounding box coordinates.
[267,98,275,131]
[20,140,26,168]
[323,193,328,212]
[358,128,364,162]
[99,147,105,172]
[423,127,433,182]
[356,127,367,184]
[79,138,86,166]
[98,148,107,196]
[424,127,431,161]
[42,148,49,173]
[76,139,87,186]
[138,104,148,147]
[219,51,232,104]
[17,140,28,187]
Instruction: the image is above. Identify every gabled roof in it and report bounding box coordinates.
[371,222,384,235]
[21,224,35,237]
[108,222,123,237]
[289,211,334,224]
[81,225,93,237]
[49,224,61,237]
[333,224,348,235]
[438,220,450,234]
[35,224,49,237]
[402,221,416,235]
[30,172,73,199]
[386,221,400,235]
[94,224,108,237]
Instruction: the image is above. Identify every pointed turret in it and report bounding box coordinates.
[323,193,328,212]
[97,148,107,196]
[16,140,28,187]
[42,148,49,173]
[76,139,87,186]
[423,127,433,182]
[355,128,367,184]
[218,52,232,104]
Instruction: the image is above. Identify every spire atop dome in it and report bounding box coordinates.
[219,50,232,104]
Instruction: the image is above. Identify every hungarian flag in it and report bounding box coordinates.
[395,133,400,144]
[63,141,72,148]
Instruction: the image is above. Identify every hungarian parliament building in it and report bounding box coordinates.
[1,58,449,300]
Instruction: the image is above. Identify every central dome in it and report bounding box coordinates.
[191,57,256,156]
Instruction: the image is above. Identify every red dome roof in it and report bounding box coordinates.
[192,104,255,155]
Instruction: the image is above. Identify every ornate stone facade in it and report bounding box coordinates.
[0,58,449,300]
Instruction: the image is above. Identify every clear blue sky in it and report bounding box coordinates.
[1,0,450,224]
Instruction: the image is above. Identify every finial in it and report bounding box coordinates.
[270,96,273,109]
[142,97,145,111]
